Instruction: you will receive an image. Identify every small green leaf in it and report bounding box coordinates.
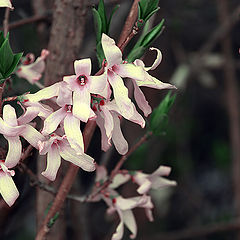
[0,32,5,47]
[96,41,105,67]
[138,0,159,22]
[98,0,108,33]
[0,34,14,75]
[149,92,176,136]
[140,19,164,48]
[107,4,120,33]
[127,46,145,63]
[92,8,102,43]
[4,52,23,78]
[47,212,60,228]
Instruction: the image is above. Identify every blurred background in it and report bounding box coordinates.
[1,0,240,239]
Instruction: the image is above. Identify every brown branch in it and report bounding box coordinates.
[147,219,240,240]
[117,0,140,49]
[88,131,152,200]
[3,8,10,37]
[35,120,96,240]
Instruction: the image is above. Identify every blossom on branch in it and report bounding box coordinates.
[16,49,49,84]
[38,134,95,181]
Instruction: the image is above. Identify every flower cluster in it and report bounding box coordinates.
[89,165,176,240]
[0,34,175,210]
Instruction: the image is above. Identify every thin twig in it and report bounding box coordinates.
[3,8,10,37]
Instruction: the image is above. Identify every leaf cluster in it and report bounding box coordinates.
[0,32,22,82]
[92,0,119,66]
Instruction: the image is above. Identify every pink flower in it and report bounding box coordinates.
[0,104,45,168]
[0,0,13,9]
[38,134,95,181]
[0,161,19,207]
[16,49,49,84]
[94,99,145,155]
[63,58,107,122]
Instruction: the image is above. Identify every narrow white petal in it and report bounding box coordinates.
[26,82,60,102]
[42,107,67,135]
[64,113,84,154]
[112,113,128,155]
[112,221,124,240]
[144,47,162,71]
[17,107,40,125]
[101,34,122,68]
[3,104,18,126]
[5,136,22,168]
[20,124,45,149]
[89,72,107,97]
[72,89,92,122]
[0,0,13,9]
[108,71,134,119]
[42,144,61,181]
[122,210,137,239]
[0,118,24,136]
[0,172,19,207]
[74,59,91,76]
[59,143,95,172]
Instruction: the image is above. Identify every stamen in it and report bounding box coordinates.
[77,75,87,86]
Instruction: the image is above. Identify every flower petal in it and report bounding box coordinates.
[59,143,95,172]
[0,118,24,136]
[20,124,45,149]
[136,178,152,195]
[74,58,91,76]
[64,113,84,154]
[3,104,18,127]
[108,71,134,119]
[89,72,107,97]
[101,34,122,67]
[17,107,40,125]
[42,107,67,135]
[112,219,124,240]
[132,80,152,117]
[5,136,22,168]
[0,0,13,9]
[41,144,61,181]
[144,47,162,71]
[72,88,92,122]
[26,82,60,102]
[56,82,73,106]
[112,113,128,155]
[115,63,145,81]
[122,210,137,239]
[0,172,19,207]
[110,173,131,189]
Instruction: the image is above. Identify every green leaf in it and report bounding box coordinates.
[98,0,108,33]
[127,46,145,63]
[138,0,159,22]
[140,19,164,48]
[4,52,23,78]
[92,8,102,43]
[0,34,14,76]
[47,212,60,228]
[107,4,120,33]
[0,32,5,47]
[96,41,105,67]
[149,92,176,136]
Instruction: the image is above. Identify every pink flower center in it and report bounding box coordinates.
[65,105,73,112]
[77,75,87,86]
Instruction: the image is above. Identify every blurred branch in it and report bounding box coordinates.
[3,8,10,37]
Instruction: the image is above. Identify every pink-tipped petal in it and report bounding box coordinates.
[72,89,92,122]
[108,71,134,119]
[74,58,91,76]
[42,144,61,181]
[132,80,152,117]
[5,136,22,168]
[64,113,84,154]
[101,34,122,67]
[3,104,18,127]
[115,63,145,82]
[112,113,128,155]
[0,172,19,207]
[42,107,67,135]
[26,82,60,102]
[21,124,45,149]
